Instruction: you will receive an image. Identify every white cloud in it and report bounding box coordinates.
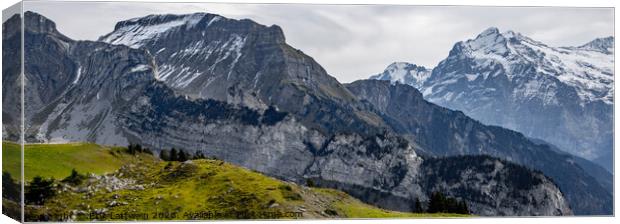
[23,2,613,83]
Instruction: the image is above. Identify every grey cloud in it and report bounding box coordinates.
[23,2,613,82]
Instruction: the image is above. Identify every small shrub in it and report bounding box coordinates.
[324,209,338,216]
[278,184,293,191]
[61,169,85,186]
[164,162,173,170]
[278,185,302,201]
[306,178,315,187]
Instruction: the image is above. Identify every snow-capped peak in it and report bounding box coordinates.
[418,28,614,168]
[443,27,615,105]
[369,62,431,88]
[464,27,510,56]
[477,27,500,38]
[578,36,614,54]
[465,28,547,55]
[386,62,416,71]
[99,13,223,48]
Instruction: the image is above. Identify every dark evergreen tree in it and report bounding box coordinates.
[127,143,136,154]
[426,191,469,214]
[306,178,315,187]
[413,198,423,213]
[143,147,152,155]
[135,144,143,153]
[170,148,178,161]
[178,149,188,162]
[458,201,469,214]
[427,192,447,213]
[159,150,170,161]
[193,151,206,160]
[2,172,20,201]
[25,176,55,205]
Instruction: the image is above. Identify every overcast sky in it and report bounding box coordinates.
[20,1,614,83]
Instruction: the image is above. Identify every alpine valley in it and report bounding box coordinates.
[1,11,613,219]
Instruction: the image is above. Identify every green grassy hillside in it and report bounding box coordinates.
[3,142,133,180]
[2,142,469,220]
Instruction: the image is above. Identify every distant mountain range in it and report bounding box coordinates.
[345,79,611,215]
[3,11,613,216]
[369,28,614,173]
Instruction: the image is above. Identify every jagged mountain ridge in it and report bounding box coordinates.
[1,12,574,216]
[99,13,385,137]
[578,36,614,53]
[371,27,613,172]
[345,80,612,215]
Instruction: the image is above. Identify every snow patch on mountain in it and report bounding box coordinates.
[446,28,614,105]
[369,62,431,89]
[73,66,82,84]
[207,16,222,27]
[516,36,614,105]
[130,64,151,73]
[100,13,221,49]
[151,33,247,89]
[101,19,187,48]
[226,35,247,80]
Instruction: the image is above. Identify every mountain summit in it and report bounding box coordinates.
[372,27,614,172]
[369,62,431,89]
[101,12,388,137]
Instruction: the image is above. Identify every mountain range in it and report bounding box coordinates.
[370,28,614,173]
[3,11,613,216]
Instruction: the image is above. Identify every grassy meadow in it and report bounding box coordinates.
[2,141,470,221]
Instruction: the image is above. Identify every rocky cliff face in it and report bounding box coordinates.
[18,10,157,145]
[1,13,21,142]
[346,79,612,215]
[3,11,575,216]
[420,155,570,216]
[99,13,384,136]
